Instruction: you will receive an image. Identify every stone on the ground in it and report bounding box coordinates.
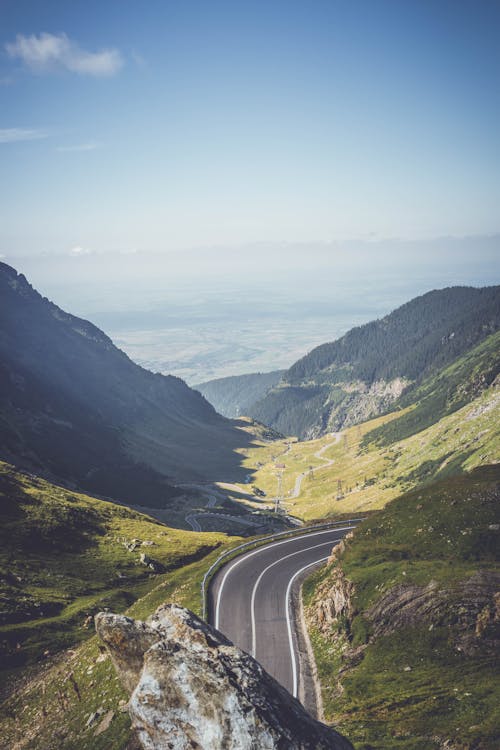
[95,604,353,750]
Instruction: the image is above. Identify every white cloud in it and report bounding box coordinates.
[0,128,48,143]
[68,246,92,256]
[6,32,123,77]
[56,142,100,152]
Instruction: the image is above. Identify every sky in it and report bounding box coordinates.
[1,0,500,257]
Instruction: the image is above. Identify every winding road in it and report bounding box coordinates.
[289,432,340,499]
[186,511,264,531]
[207,524,356,709]
[182,484,264,532]
[184,435,340,531]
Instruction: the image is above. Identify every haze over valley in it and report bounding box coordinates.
[7,234,498,383]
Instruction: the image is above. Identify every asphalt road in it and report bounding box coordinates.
[207,526,355,703]
[186,511,263,531]
[290,433,340,500]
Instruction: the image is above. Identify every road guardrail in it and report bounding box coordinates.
[201,518,365,620]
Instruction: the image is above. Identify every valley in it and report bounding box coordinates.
[1,267,498,750]
[215,369,498,524]
[3,4,499,747]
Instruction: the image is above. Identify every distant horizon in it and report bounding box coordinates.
[2,1,500,254]
[3,237,498,384]
[2,0,499,382]
[3,230,500,260]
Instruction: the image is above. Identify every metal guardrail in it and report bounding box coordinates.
[201,518,365,620]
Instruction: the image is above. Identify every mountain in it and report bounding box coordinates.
[364,328,500,448]
[305,465,500,749]
[228,334,499,522]
[195,370,284,417]
[0,262,253,507]
[248,286,500,439]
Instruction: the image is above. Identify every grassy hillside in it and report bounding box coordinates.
[0,542,239,750]
[303,466,500,749]
[224,372,499,521]
[224,332,500,521]
[249,286,500,439]
[0,462,230,673]
[363,330,500,447]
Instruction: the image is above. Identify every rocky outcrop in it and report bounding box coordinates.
[139,553,165,573]
[312,550,499,658]
[95,604,353,750]
[315,567,354,637]
[313,542,355,639]
[366,570,500,655]
[327,377,410,432]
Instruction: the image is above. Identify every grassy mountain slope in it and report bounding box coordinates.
[222,332,499,522]
[0,262,254,506]
[0,534,238,750]
[249,286,500,439]
[195,370,284,417]
[0,462,228,673]
[303,466,500,749]
[364,329,500,448]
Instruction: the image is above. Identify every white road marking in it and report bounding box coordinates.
[250,541,336,657]
[286,556,330,697]
[214,526,354,631]
[185,513,202,531]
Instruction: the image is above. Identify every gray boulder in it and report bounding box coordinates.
[95,604,353,750]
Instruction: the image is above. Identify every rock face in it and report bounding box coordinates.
[314,536,355,637]
[95,604,353,750]
[312,555,499,657]
[315,566,354,636]
[366,570,500,655]
[331,377,409,431]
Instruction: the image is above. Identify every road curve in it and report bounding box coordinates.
[207,525,355,704]
[186,511,263,531]
[290,432,341,500]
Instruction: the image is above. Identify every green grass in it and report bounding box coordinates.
[303,466,500,749]
[0,466,247,750]
[226,379,499,523]
[363,330,500,448]
[0,462,233,672]
[0,547,236,750]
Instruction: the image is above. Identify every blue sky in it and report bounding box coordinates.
[1,0,500,256]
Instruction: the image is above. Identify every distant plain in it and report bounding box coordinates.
[10,238,498,383]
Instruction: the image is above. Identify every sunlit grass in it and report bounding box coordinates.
[226,386,499,522]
